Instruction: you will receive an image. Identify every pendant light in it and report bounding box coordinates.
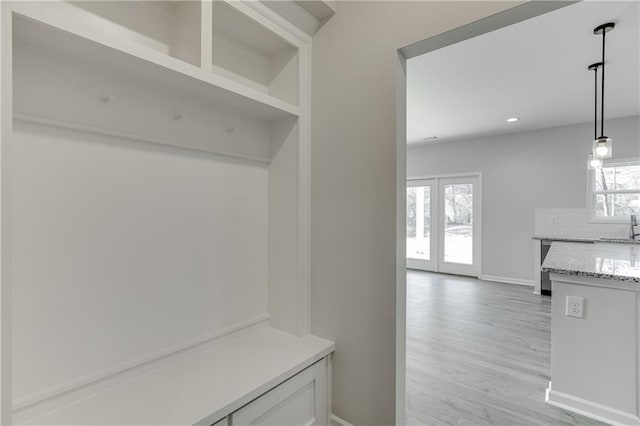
[591,22,615,160]
[587,62,603,169]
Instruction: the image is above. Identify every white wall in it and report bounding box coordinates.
[309,2,522,424]
[11,121,269,403]
[407,116,640,283]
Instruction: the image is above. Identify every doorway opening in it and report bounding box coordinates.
[394,1,590,424]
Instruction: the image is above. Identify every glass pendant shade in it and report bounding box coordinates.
[593,137,612,159]
[588,154,603,169]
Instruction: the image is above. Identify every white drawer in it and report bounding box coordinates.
[231,359,328,426]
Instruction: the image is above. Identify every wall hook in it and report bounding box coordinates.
[102,96,115,104]
[226,127,238,135]
[174,114,186,121]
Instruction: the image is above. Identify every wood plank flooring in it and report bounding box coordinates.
[406,270,605,426]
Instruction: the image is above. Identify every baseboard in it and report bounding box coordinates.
[546,382,640,426]
[480,274,534,287]
[330,413,354,426]
[13,314,271,414]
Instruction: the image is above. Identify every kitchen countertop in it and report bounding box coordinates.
[541,242,640,283]
[533,235,640,244]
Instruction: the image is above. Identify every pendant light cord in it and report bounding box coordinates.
[600,28,606,138]
[594,66,598,140]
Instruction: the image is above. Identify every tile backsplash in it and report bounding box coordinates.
[535,208,631,239]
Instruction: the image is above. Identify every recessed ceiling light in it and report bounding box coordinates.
[506,117,519,123]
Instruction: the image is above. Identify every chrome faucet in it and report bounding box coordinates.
[631,214,639,240]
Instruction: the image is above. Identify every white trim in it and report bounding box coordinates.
[295,40,312,336]
[395,50,407,426]
[546,382,640,426]
[254,1,320,39]
[0,4,12,424]
[13,314,271,413]
[480,274,534,287]
[477,172,484,278]
[330,413,354,426]
[244,1,314,44]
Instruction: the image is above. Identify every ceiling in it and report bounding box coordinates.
[407,1,640,145]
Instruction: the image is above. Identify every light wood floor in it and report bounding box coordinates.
[406,270,605,426]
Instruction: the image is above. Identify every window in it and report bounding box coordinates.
[590,159,640,220]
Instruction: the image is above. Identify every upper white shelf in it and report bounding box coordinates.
[11,2,300,121]
[69,1,204,68]
[211,1,300,106]
[13,326,334,425]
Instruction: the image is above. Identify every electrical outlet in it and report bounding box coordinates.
[566,296,584,318]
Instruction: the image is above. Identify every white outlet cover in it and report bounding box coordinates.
[566,296,584,318]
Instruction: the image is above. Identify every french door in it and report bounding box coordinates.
[406,175,480,277]
[406,179,437,271]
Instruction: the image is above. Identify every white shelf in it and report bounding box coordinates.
[211,1,299,106]
[11,3,299,121]
[69,1,203,67]
[13,326,334,425]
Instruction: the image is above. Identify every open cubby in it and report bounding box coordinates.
[211,1,299,106]
[69,1,202,67]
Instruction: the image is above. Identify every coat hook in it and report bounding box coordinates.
[226,127,238,134]
[174,114,186,121]
[102,95,115,103]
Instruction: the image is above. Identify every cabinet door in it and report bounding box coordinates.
[231,359,328,426]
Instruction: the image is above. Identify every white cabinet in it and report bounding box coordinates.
[2,1,332,425]
[231,360,328,426]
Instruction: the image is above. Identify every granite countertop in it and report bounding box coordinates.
[542,242,640,283]
[533,236,640,245]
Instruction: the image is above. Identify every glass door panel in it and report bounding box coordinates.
[438,177,479,276]
[407,179,436,271]
[407,186,430,260]
[443,183,473,265]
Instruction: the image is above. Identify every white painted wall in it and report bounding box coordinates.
[309,2,522,424]
[11,121,269,403]
[407,116,640,283]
